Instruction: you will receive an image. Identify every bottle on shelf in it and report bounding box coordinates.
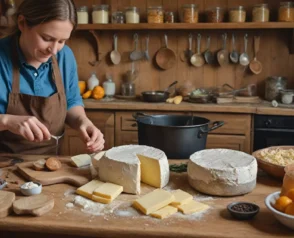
[87,72,99,91]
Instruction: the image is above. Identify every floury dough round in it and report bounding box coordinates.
[188,149,257,196]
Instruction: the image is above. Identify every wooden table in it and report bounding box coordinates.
[0,155,293,238]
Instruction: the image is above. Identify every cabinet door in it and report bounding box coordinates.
[206,134,248,153]
[60,111,114,156]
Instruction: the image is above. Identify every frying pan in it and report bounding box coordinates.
[141,81,178,103]
[155,34,176,70]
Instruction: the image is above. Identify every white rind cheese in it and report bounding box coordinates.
[98,145,169,194]
[188,149,257,196]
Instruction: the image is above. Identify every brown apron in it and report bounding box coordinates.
[0,37,67,155]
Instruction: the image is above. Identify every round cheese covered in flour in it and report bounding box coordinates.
[98,145,169,194]
[188,149,257,196]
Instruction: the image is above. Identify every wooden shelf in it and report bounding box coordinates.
[76,22,294,30]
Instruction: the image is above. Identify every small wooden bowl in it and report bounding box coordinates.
[252,146,294,180]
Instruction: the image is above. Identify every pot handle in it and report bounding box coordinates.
[198,121,224,138]
[132,112,150,119]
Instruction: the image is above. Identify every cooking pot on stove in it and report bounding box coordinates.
[133,112,224,159]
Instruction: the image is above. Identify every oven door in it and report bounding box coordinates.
[254,128,294,151]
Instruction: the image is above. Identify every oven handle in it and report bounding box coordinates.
[255,128,294,133]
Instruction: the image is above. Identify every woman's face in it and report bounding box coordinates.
[18,16,73,68]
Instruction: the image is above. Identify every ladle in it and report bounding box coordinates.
[249,35,262,75]
[239,34,250,66]
[230,33,239,64]
[110,34,121,65]
[217,33,229,66]
[204,36,214,65]
[130,33,143,61]
[190,33,205,67]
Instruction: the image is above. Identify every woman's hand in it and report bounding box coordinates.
[1,114,51,142]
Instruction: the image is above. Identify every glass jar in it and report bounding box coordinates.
[112,11,125,23]
[278,2,294,22]
[92,5,109,24]
[103,77,116,98]
[147,6,164,23]
[125,7,140,23]
[180,4,199,23]
[229,6,246,22]
[281,164,294,196]
[252,4,270,22]
[206,7,225,23]
[77,6,89,24]
[121,82,135,96]
[165,11,175,23]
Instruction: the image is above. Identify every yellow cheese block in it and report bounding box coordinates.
[76,179,104,199]
[150,205,177,219]
[92,194,112,204]
[71,154,92,167]
[137,154,162,188]
[93,182,123,200]
[170,189,193,206]
[177,200,210,215]
[133,189,175,215]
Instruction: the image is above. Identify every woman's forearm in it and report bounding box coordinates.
[65,106,92,130]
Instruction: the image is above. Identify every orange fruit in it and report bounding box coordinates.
[78,81,87,95]
[285,202,294,216]
[274,196,292,212]
[286,188,294,201]
[92,86,105,100]
[82,90,92,99]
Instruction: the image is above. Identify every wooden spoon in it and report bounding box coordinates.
[110,34,121,65]
[217,33,229,66]
[249,36,262,75]
[190,33,205,67]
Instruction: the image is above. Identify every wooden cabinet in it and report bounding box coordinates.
[60,110,114,156]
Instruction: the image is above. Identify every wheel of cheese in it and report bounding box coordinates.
[188,149,257,196]
[98,145,169,194]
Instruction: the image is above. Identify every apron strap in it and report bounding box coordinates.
[51,55,65,94]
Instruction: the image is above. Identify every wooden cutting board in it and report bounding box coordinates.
[0,190,15,218]
[13,194,54,217]
[17,157,91,187]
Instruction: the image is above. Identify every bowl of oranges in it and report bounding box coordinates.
[265,189,294,230]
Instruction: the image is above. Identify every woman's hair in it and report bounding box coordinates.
[6,0,77,36]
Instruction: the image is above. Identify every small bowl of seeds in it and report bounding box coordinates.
[227,202,260,220]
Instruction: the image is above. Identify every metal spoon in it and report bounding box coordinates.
[144,35,150,61]
[230,33,239,64]
[110,34,121,65]
[180,33,193,63]
[217,33,229,66]
[239,34,250,66]
[204,36,214,64]
[190,33,205,67]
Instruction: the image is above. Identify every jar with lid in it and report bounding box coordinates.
[112,11,125,23]
[125,7,140,23]
[92,5,109,24]
[165,11,175,23]
[206,7,224,23]
[121,82,135,96]
[103,76,116,98]
[278,2,294,22]
[180,4,199,23]
[77,6,89,24]
[252,4,270,22]
[147,6,164,23]
[229,6,246,22]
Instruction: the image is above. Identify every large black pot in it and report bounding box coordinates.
[133,112,224,159]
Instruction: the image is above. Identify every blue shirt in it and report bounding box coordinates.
[0,35,83,114]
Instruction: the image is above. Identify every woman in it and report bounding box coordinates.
[0,0,105,154]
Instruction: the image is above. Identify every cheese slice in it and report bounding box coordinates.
[93,182,123,200]
[99,145,169,194]
[177,200,210,215]
[150,205,177,219]
[188,149,257,196]
[133,189,175,215]
[170,189,193,206]
[76,179,104,199]
[91,151,106,172]
[92,194,112,204]
[71,154,91,168]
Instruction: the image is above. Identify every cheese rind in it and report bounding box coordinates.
[170,189,193,206]
[150,205,177,219]
[99,145,169,194]
[91,194,112,204]
[188,149,257,196]
[76,179,104,199]
[71,154,91,168]
[133,189,175,215]
[93,182,123,199]
[177,200,209,215]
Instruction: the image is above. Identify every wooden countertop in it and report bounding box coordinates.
[0,155,293,238]
[84,99,294,116]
